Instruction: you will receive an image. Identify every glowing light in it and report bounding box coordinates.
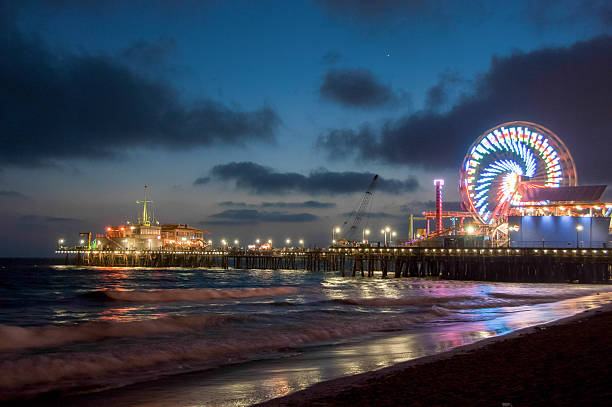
[461,122,575,224]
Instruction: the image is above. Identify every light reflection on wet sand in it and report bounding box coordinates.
[59,292,612,407]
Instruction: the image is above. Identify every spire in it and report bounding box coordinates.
[136,185,153,226]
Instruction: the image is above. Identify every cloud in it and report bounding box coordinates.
[0,190,26,198]
[121,37,177,66]
[194,177,211,185]
[202,209,318,226]
[322,51,342,65]
[424,71,466,111]
[18,215,82,226]
[316,36,612,183]
[0,19,279,168]
[524,0,612,28]
[217,200,336,209]
[320,68,401,108]
[204,162,419,195]
[341,211,398,218]
[261,200,336,209]
[315,0,435,21]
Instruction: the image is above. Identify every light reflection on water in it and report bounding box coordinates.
[61,292,612,407]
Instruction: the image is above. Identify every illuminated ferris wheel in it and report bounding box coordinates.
[460,121,577,224]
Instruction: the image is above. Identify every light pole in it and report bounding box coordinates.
[385,226,391,247]
[391,231,397,247]
[58,239,64,248]
[267,239,273,248]
[380,229,386,246]
[221,239,227,249]
[286,238,291,246]
[362,228,370,244]
[576,225,584,248]
[332,227,341,245]
[234,239,239,248]
[299,239,304,248]
[255,238,260,245]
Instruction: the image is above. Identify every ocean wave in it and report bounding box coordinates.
[82,286,298,303]
[0,311,442,395]
[329,296,480,307]
[0,314,239,351]
[327,292,579,309]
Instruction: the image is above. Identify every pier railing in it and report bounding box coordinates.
[56,247,612,283]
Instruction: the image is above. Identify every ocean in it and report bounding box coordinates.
[1,259,611,406]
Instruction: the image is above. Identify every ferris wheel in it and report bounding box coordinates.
[460,121,577,225]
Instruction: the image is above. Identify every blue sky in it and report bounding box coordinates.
[1,0,611,255]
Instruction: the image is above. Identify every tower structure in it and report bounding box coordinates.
[434,179,444,234]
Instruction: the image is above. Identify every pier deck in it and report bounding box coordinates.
[56,247,612,283]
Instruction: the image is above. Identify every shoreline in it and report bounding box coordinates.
[258,301,612,406]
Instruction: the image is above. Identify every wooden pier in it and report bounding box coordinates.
[57,246,612,283]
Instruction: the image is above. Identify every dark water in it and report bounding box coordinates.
[1,259,611,406]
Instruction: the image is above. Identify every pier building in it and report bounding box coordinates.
[161,224,211,248]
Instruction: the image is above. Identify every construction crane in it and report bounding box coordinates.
[342,174,378,242]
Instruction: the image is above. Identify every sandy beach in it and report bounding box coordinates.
[259,302,612,407]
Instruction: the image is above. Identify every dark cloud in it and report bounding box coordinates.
[0,190,26,198]
[315,0,434,21]
[316,36,612,183]
[424,71,466,111]
[18,215,82,226]
[194,177,211,185]
[320,68,400,108]
[218,201,250,207]
[322,51,342,65]
[203,209,317,226]
[121,37,177,66]
[261,201,336,209]
[217,200,336,209]
[0,19,279,168]
[206,162,419,195]
[524,0,612,28]
[341,211,397,218]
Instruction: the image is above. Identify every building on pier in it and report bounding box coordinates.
[161,224,211,248]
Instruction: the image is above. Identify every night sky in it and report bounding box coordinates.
[1,0,611,256]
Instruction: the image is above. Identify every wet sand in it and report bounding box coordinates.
[259,303,612,407]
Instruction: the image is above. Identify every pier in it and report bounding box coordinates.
[57,246,612,284]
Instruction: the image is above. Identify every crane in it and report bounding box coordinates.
[342,174,378,242]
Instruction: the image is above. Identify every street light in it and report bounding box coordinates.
[332,227,341,245]
[221,239,227,248]
[58,239,64,248]
[362,228,370,243]
[255,238,260,245]
[576,225,584,248]
[391,231,397,246]
[381,229,386,246]
[286,238,291,245]
[299,239,304,247]
[234,239,239,247]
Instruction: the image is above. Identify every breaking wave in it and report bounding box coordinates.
[328,292,580,309]
[82,286,298,302]
[0,309,443,395]
[0,314,239,351]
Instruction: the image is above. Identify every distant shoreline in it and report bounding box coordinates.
[258,301,612,406]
